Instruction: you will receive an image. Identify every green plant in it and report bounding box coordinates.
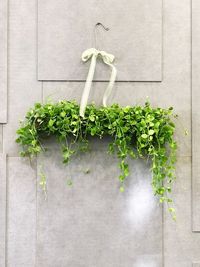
[16,100,177,218]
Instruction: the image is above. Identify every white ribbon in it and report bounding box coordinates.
[80,48,117,117]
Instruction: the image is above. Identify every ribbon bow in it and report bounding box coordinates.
[80,48,117,117]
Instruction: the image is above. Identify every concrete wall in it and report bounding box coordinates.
[0,0,200,266]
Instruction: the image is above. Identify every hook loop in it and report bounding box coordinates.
[94,22,109,49]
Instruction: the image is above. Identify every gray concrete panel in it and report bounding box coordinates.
[0,154,6,267]
[7,157,36,267]
[0,0,7,123]
[38,0,162,81]
[36,140,162,267]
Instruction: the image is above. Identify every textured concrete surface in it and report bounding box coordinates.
[0,126,3,152]
[192,0,200,232]
[163,157,196,267]
[7,157,36,267]
[0,0,7,123]
[0,154,6,267]
[36,140,162,267]
[3,0,42,156]
[38,0,162,81]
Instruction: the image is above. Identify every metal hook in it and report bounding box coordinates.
[94,22,109,49]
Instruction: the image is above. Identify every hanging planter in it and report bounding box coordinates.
[16,100,177,218]
[16,23,177,219]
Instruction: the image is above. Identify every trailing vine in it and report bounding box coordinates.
[16,100,177,218]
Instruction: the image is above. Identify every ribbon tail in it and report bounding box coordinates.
[80,55,97,117]
[102,63,117,107]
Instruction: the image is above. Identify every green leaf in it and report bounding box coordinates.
[67,180,73,186]
[168,207,175,213]
[148,129,154,135]
[120,186,125,192]
[89,115,95,122]
[48,119,55,127]
[60,111,66,117]
[141,133,148,139]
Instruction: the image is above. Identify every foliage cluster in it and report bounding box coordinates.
[16,100,177,217]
